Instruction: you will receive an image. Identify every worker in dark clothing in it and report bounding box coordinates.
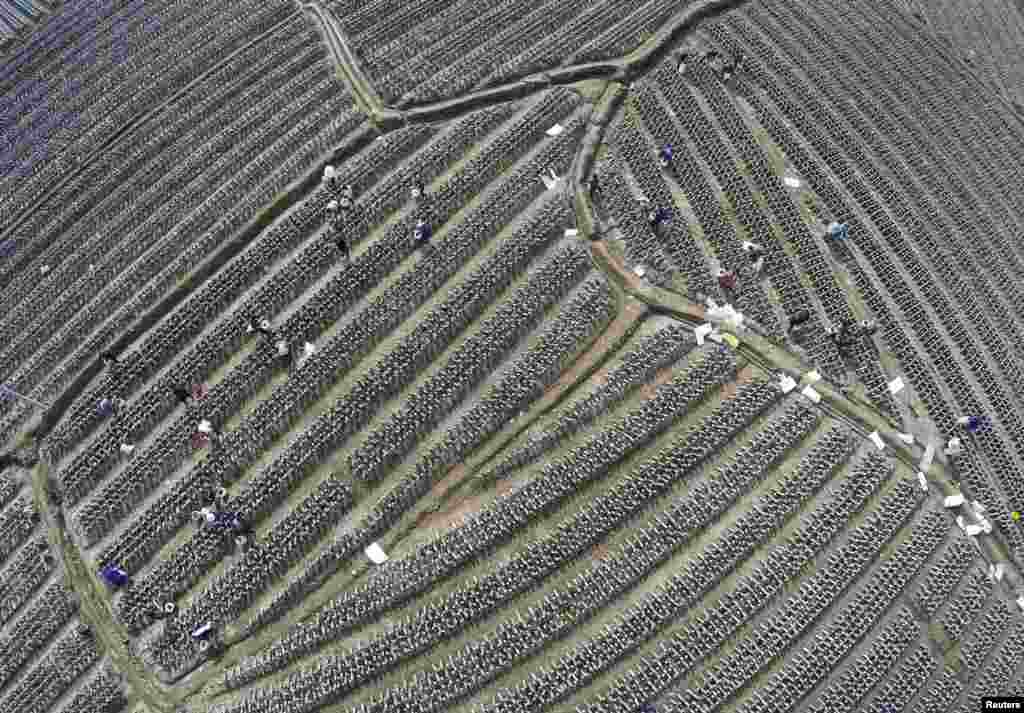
[246,318,274,339]
[171,386,193,406]
[101,351,124,381]
[589,173,601,202]
[414,219,432,248]
[834,319,855,347]
[649,207,671,233]
[957,415,988,433]
[337,183,354,211]
[788,309,811,332]
[336,230,350,261]
[327,203,349,260]
[274,338,292,371]
[722,53,743,80]
[659,144,674,168]
[323,165,338,193]
[97,397,125,418]
[787,308,813,343]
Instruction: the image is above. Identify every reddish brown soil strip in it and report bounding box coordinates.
[639,364,678,401]
[593,241,646,293]
[592,241,707,321]
[422,477,516,530]
[722,364,755,400]
[418,297,644,531]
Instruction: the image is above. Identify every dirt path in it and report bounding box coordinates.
[417,296,647,532]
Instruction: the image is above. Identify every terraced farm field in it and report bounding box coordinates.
[2,1,1024,712]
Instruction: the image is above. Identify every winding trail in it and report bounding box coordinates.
[16,1,1024,710]
[572,80,1023,601]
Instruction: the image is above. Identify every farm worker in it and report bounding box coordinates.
[649,207,671,231]
[788,309,811,334]
[741,240,764,257]
[322,165,337,191]
[100,565,129,588]
[717,268,737,292]
[659,144,673,168]
[827,221,849,241]
[957,415,987,433]
[246,318,274,338]
[414,220,432,247]
[171,386,193,406]
[97,397,124,418]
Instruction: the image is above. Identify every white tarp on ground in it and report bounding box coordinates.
[944,494,965,508]
[801,385,821,403]
[191,622,213,639]
[705,300,746,330]
[564,228,579,238]
[694,323,714,346]
[779,374,797,394]
[365,542,389,564]
[888,376,905,394]
[546,123,564,136]
[541,168,561,191]
[868,431,885,450]
[919,441,936,473]
[783,176,801,188]
[917,472,928,492]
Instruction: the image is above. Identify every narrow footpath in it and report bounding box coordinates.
[16,4,1024,711]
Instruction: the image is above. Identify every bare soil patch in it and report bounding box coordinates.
[416,296,644,531]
